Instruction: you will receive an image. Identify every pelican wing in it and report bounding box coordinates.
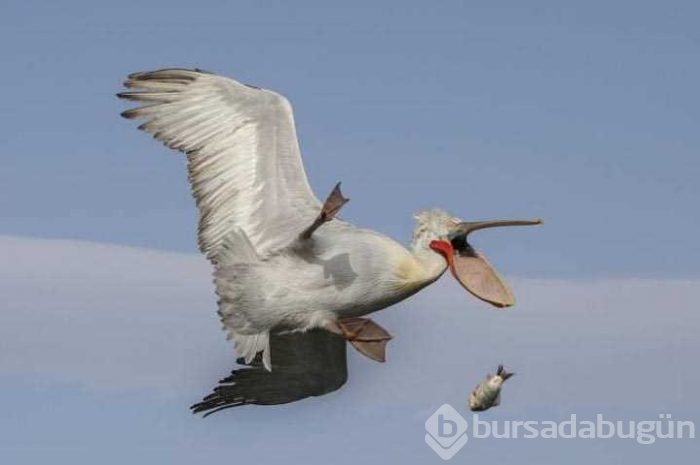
[119,68,321,259]
[190,329,348,416]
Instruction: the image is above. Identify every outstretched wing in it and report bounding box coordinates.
[119,68,322,260]
[191,329,348,416]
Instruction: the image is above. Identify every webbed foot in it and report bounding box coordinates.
[300,182,349,240]
[328,317,393,362]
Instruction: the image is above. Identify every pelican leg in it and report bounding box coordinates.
[300,182,349,240]
[327,317,393,363]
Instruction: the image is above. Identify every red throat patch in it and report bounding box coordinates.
[428,239,454,265]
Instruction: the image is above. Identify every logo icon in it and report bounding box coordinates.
[425,404,468,460]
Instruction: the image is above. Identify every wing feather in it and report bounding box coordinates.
[119,68,321,260]
[190,329,348,416]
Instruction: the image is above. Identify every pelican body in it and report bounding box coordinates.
[118,69,541,415]
[215,214,447,342]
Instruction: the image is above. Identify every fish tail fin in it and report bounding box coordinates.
[497,364,515,381]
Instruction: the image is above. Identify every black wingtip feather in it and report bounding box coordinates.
[191,329,348,417]
[120,108,141,119]
[127,68,200,81]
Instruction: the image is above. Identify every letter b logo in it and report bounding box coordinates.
[438,414,458,438]
[425,404,468,460]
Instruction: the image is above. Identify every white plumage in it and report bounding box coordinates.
[119,68,540,380]
[121,68,321,260]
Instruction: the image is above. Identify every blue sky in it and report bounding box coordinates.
[2,0,699,277]
[1,1,699,463]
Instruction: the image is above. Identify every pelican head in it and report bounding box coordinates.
[413,210,542,308]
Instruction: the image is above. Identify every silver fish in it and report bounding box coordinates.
[468,364,514,412]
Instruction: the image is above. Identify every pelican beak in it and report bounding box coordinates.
[434,218,542,308]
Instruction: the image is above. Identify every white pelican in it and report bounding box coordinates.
[118,68,541,415]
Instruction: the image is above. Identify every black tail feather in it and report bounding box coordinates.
[191,329,348,416]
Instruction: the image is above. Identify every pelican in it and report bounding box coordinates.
[118,68,541,416]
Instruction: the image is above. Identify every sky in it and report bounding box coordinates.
[1,0,699,463]
[1,236,698,464]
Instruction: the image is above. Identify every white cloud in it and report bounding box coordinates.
[1,235,698,413]
[0,236,225,396]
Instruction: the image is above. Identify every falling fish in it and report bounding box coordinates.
[468,365,514,412]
